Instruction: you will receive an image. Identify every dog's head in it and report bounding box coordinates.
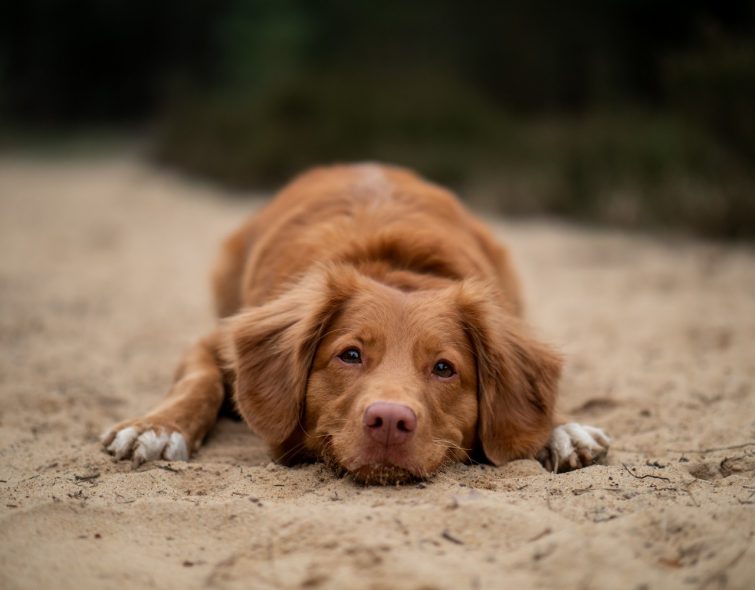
[225,265,560,484]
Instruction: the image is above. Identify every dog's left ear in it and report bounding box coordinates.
[223,264,358,448]
[457,281,561,466]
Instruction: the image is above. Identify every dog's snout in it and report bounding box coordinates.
[363,402,417,446]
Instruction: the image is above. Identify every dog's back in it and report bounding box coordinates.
[212,163,523,316]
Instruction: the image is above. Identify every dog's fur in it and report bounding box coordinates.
[102,164,609,482]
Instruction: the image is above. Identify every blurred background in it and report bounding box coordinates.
[1,0,753,238]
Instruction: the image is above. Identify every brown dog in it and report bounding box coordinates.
[102,164,609,483]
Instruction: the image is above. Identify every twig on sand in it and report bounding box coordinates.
[156,464,180,473]
[572,487,626,496]
[667,442,755,454]
[527,528,552,543]
[441,530,464,545]
[74,472,100,482]
[622,464,671,482]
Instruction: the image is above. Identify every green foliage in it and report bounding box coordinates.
[154,71,509,187]
[471,113,755,238]
[664,31,755,161]
[2,1,754,237]
[155,89,755,237]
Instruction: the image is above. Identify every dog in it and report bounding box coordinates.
[102,163,609,483]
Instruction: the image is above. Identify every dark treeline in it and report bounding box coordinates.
[2,1,754,236]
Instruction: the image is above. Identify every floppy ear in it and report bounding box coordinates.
[224,265,358,447]
[457,281,561,466]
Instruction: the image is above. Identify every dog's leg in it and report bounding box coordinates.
[536,423,611,473]
[101,330,227,466]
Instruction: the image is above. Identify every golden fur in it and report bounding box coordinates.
[103,163,589,483]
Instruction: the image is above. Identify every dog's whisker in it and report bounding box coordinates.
[274,440,309,463]
[431,437,471,451]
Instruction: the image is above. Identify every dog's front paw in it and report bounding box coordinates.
[101,418,190,466]
[536,423,610,473]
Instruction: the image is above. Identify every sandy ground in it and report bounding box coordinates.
[0,155,754,590]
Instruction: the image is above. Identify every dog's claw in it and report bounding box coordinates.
[102,422,190,465]
[537,423,610,473]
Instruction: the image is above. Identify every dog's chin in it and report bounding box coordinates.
[347,462,421,485]
[322,447,427,485]
[322,437,446,485]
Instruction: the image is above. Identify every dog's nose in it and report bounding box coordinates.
[363,402,417,446]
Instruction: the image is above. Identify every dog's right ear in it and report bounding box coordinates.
[223,265,359,447]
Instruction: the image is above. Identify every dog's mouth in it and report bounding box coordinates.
[319,432,449,485]
[321,447,425,485]
[347,462,421,485]
[334,451,445,485]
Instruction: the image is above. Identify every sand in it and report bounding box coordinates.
[1,155,753,590]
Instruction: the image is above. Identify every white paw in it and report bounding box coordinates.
[101,425,189,466]
[536,423,610,473]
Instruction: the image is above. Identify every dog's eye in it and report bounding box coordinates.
[432,360,456,379]
[338,347,362,364]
